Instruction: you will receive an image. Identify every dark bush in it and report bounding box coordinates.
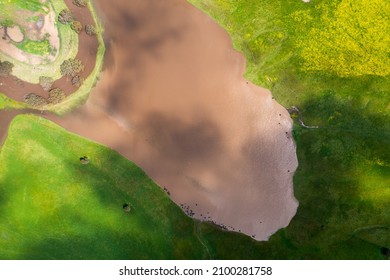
[0,60,14,77]
[71,21,82,34]
[48,88,66,104]
[85,24,97,36]
[58,9,73,25]
[24,93,48,108]
[71,75,84,87]
[60,58,84,77]
[39,76,54,91]
[72,0,87,7]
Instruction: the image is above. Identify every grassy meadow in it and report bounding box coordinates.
[0,115,209,259]
[186,0,390,259]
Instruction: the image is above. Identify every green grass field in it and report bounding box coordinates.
[185,0,390,259]
[0,115,209,259]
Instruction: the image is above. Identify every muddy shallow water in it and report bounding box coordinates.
[1,0,298,240]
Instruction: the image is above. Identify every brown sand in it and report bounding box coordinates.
[45,0,299,240]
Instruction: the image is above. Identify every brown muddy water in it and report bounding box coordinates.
[1,0,298,240]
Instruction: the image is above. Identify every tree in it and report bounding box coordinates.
[85,24,97,36]
[60,58,84,77]
[0,60,14,77]
[39,76,54,91]
[48,88,66,104]
[71,20,82,34]
[24,93,48,108]
[71,75,84,87]
[72,0,87,7]
[58,9,73,25]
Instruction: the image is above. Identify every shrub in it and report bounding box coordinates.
[71,21,82,34]
[24,93,48,108]
[39,76,54,91]
[71,75,85,87]
[58,9,73,24]
[60,58,84,77]
[85,24,97,36]
[0,60,14,77]
[72,0,87,7]
[48,88,66,104]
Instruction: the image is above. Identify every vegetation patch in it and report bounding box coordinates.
[188,0,390,259]
[0,60,14,77]
[39,76,54,91]
[85,24,97,36]
[292,0,390,77]
[24,93,48,108]
[58,9,74,25]
[60,58,84,77]
[15,39,51,56]
[48,88,66,104]
[0,93,27,110]
[0,115,208,259]
[0,0,47,21]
